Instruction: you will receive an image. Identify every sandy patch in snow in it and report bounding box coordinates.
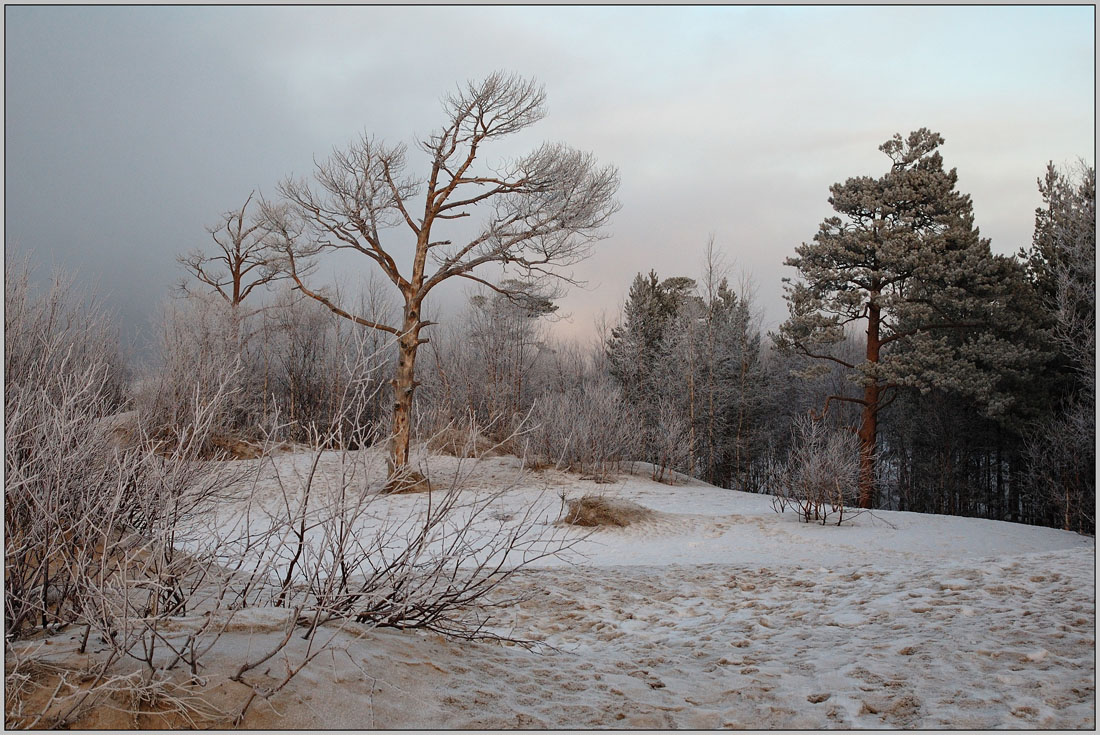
[10,449,1094,729]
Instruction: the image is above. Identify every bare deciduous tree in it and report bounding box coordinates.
[178,192,288,308]
[262,72,620,483]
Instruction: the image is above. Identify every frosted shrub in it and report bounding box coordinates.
[4,258,128,411]
[255,291,391,446]
[647,395,692,483]
[4,260,248,638]
[525,377,639,479]
[7,301,583,725]
[136,291,391,452]
[5,258,133,636]
[770,414,861,525]
[134,294,254,451]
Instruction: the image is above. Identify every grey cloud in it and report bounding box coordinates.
[5,6,1093,352]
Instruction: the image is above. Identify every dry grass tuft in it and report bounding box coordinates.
[426,426,503,458]
[560,495,654,528]
[208,436,265,460]
[523,457,553,472]
[147,433,292,461]
[385,470,432,494]
[5,665,231,730]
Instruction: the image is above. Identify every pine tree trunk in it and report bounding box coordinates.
[857,295,882,509]
[857,389,879,509]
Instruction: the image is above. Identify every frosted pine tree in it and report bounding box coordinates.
[1020,162,1096,532]
[708,279,766,489]
[607,271,700,476]
[606,271,673,404]
[688,247,766,489]
[1022,162,1095,389]
[777,128,1036,509]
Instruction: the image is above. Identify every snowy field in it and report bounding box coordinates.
[14,449,1095,729]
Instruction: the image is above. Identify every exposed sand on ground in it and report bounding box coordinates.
[8,450,1094,729]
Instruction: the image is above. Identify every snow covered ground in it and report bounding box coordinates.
[14,449,1095,729]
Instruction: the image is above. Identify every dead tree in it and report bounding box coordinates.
[178,192,287,308]
[262,72,620,481]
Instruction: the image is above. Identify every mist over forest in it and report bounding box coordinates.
[4,7,1095,729]
[10,73,1092,530]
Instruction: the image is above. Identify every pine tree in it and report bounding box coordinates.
[606,271,686,405]
[777,128,1037,509]
[1020,162,1096,532]
[607,270,701,476]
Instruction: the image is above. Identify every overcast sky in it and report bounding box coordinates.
[5,5,1095,352]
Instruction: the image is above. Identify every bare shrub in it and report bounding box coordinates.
[769,413,861,525]
[416,291,551,454]
[647,395,692,483]
[524,376,640,480]
[8,320,587,726]
[560,496,654,528]
[4,264,267,727]
[4,257,139,639]
[420,303,641,480]
[254,411,584,641]
[255,287,393,445]
[7,257,589,726]
[133,293,254,452]
[4,256,127,411]
[136,288,392,452]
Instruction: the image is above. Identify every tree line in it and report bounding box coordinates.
[11,73,1093,533]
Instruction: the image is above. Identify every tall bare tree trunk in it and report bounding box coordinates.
[858,296,881,509]
[388,302,423,477]
[687,319,696,478]
[735,334,750,490]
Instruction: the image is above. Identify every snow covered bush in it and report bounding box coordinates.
[524,377,640,479]
[135,290,392,452]
[769,414,861,525]
[6,313,583,726]
[4,258,136,638]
